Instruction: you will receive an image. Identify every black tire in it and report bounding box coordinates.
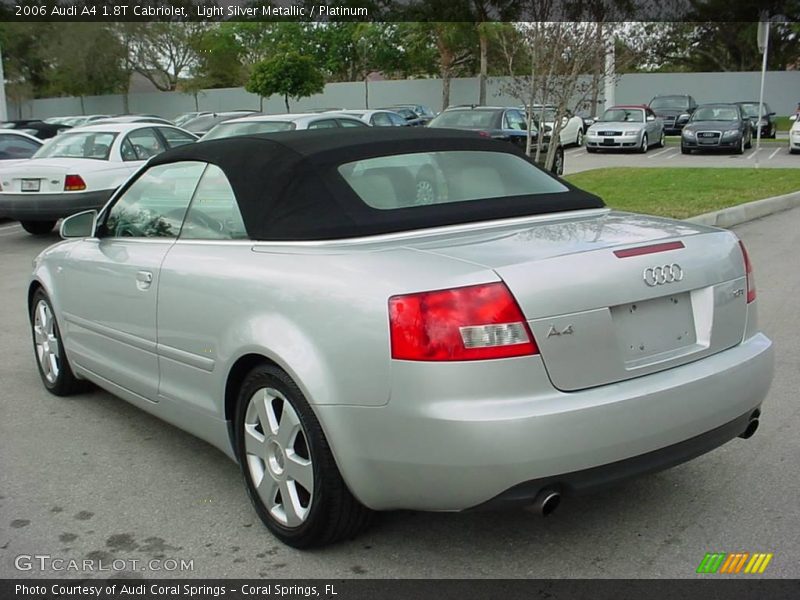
[575,129,583,147]
[551,147,564,176]
[658,131,665,148]
[639,134,648,153]
[586,147,597,153]
[745,134,752,149]
[736,136,745,155]
[30,288,86,396]
[681,145,690,155]
[21,220,56,235]
[235,364,372,548]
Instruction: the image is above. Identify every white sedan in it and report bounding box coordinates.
[0,122,197,234]
[528,105,586,146]
[790,115,800,154]
[200,112,369,140]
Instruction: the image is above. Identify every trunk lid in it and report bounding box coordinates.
[410,211,748,391]
[0,158,98,193]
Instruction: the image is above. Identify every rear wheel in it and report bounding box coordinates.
[30,289,86,396]
[235,364,372,548]
[20,221,56,235]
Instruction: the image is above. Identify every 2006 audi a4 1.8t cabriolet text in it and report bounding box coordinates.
[29,128,773,548]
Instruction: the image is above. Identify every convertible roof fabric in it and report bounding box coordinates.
[148,128,604,241]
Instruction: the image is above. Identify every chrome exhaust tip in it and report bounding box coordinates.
[532,488,561,517]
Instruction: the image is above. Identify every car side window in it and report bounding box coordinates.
[387,112,406,126]
[0,135,40,159]
[339,119,368,128]
[102,161,206,239]
[371,113,392,127]
[157,127,197,149]
[180,164,248,240]
[308,119,338,130]
[122,128,166,161]
[504,110,526,131]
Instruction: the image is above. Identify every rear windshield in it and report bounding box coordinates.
[337,151,567,210]
[601,109,644,123]
[429,111,496,129]
[692,107,739,121]
[203,120,296,140]
[650,97,689,109]
[34,132,117,160]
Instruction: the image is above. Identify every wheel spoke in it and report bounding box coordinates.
[40,348,52,378]
[263,390,281,436]
[48,352,59,378]
[33,324,45,344]
[257,474,280,511]
[276,402,301,449]
[279,480,304,527]
[285,454,314,495]
[38,303,49,332]
[244,425,267,458]
[47,334,60,360]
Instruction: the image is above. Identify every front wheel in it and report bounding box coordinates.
[575,129,583,147]
[30,289,86,396]
[658,131,665,148]
[681,145,690,155]
[236,364,372,548]
[20,220,56,235]
[639,134,648,153]
[736,137,745,155]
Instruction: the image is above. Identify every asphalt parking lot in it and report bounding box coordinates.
[1,205,799,579]
[565,142,798,174]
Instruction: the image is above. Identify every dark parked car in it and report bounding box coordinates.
[427,106,564,175]
[735,102,777,139]
[649,95,698,135]
[380,106,427,127]
[681,103,752,155]
[0,120,70,140]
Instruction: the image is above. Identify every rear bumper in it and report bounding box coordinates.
[0,189,113,221]
[318,333,773,511]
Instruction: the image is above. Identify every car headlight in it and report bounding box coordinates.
[682,129,695,138]
[624,130,639,136]
[722,129,740,139]
[791,130,800,137]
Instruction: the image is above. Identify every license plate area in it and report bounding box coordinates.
[21,179,40,192]
[612,292,697,366]
[602,138,616,145]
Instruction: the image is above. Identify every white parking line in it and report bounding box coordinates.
[665,149,679,160]
[768,148,781,160]
[648,148,673,159]
[746,148,760,160]
[565,148,585,157]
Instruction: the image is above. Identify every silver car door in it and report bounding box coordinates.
[156,164,249,414]
[58,161,206,401]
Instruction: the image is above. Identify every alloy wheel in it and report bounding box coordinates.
[243,387,314,527]
[33,300,60,384]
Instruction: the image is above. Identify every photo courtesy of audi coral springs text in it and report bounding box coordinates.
[29,129,773,548]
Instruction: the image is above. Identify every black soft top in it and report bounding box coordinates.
[148,128,603,241]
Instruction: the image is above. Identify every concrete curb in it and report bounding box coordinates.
[684,190,800,228]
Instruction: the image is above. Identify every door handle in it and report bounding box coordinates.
[136,270,153,290]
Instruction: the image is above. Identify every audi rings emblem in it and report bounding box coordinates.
[643,264,684,286]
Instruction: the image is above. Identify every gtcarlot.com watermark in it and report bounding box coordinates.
[14,553,194,573]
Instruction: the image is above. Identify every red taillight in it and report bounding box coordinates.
[739,240,756,303]
[388,282,538,361]
[64,174,86,191]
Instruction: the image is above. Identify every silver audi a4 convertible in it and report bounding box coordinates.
[29,128,773,547]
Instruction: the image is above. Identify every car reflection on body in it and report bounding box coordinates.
[30,128,772,548]
[585,105,665,153]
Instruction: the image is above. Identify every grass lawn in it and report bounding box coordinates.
[565,168,800,220]
[775,116,795,132]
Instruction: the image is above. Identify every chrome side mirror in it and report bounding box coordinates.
[60,210,97,239]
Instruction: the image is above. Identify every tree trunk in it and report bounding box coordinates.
[259,96,263,112]
[194,92,199,112]
[284,94,290,113]
[79,96,85,115]
[441,69,451,112]
[590,23,603,118]
[478,30,488,105]
[364,77,369,109]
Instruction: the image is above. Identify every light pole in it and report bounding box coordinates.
[0,44,7,122]
[755,12,786,169]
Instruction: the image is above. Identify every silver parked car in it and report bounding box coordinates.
[30,129,773,548]
[585,105,665,153]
